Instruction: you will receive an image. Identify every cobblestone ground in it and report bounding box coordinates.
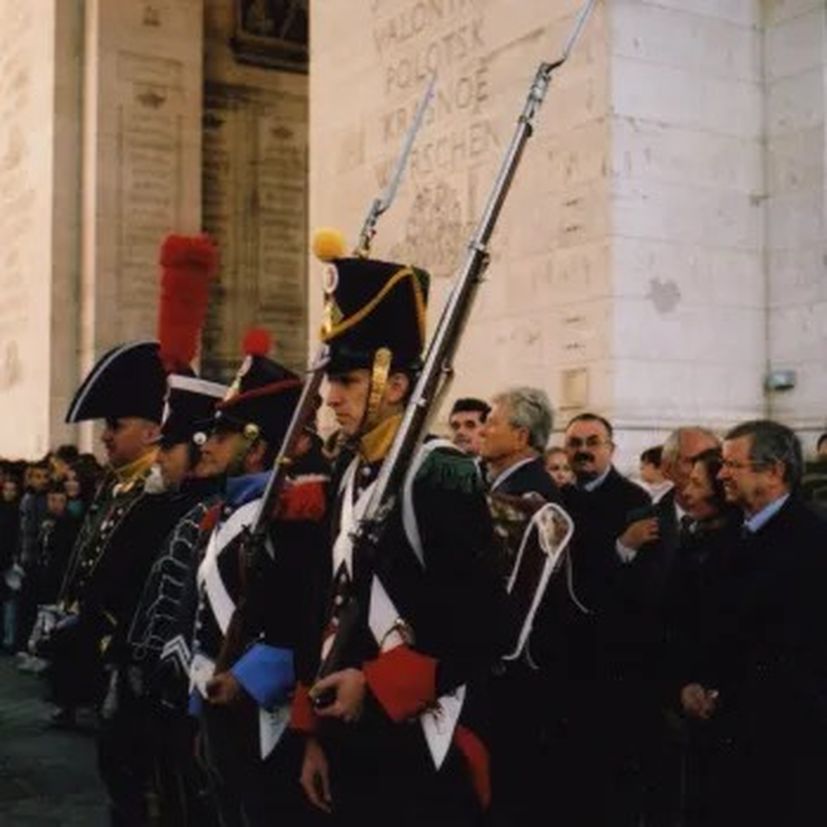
[0,655,106,826]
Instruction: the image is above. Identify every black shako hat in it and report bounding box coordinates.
[213,329,302,446]
[65,341,167,424]
[160,375,228,447]
[318,254,429,375]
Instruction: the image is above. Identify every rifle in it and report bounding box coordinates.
[316,0,597,683]
[213,74,437,673]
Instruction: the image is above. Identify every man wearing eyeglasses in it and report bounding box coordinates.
[680,419,827,827]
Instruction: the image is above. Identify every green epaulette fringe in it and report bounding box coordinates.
[416,448,482,495]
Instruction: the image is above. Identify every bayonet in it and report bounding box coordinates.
[356,73,437,256]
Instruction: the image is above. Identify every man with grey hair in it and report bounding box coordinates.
[680,419,827,826]
[478,386,558,824]
[661,426,719,506]
[620,426,719,564]
[479,386,557,500]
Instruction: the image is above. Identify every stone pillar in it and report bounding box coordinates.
[201,0,309,380]
[0,1,81,458]
[764,0,827,451]
[78,0,204,451]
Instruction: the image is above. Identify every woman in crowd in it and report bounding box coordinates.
[665,448,741,826]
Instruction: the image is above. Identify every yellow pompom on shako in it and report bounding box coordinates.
[312,227,348,262]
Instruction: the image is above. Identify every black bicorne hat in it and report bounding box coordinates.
[160,375,228,448]
[213,330,302,446]
[65,341,167,424]
[319,256,429,374]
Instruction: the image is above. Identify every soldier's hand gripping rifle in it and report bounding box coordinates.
[316,0,597,684]
[213,74,436,674]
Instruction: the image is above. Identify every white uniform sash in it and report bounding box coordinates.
[194,497,289,760]
[332,445,467,769]
[197,499,260,635]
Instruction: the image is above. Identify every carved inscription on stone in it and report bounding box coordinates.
[201,82,308,379]
[0,4,35,391]
[370,0,495,278]
[115,52,184,338]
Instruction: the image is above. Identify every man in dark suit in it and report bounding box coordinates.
[543,413,653,826]
[682,419,827,827]
[620,427,719,824]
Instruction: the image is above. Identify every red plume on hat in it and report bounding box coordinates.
[157,233,218,373]
[242,327,273,358]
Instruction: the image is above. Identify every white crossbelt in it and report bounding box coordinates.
[194,498,288,760]
[330,445,466,769]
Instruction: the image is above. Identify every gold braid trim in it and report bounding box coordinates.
[410,270,427,348]
[112,449,157,494]
[321,266,423,343]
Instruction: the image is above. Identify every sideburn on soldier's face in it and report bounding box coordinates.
[325,370,371,438]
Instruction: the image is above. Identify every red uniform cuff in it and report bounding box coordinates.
[289,682,318,733]
[363,645,437,723]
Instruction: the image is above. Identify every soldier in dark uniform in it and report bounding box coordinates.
[123,373,229,827]
[52,234,222,825]
[292,243,504,827]
[52,340,171,724]
[188,331,329,827]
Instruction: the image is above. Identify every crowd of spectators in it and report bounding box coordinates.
[0,446,103,663]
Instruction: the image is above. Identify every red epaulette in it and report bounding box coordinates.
[274,475,328,522]
[199,503,222,535]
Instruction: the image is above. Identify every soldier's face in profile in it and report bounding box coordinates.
[158,443,192,489]
[199,429,244,477]
[326,370,370,437]
[325,368,409,438]
[101,417,160,469]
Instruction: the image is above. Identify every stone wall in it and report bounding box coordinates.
[0,2,68,458]
[764,0,827,451]
[308,0,613,442]
[0,0,309,458]
[75,0,204,450]
[608,0,767,462]
[201,0,309,380]
[308,0,827,467]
